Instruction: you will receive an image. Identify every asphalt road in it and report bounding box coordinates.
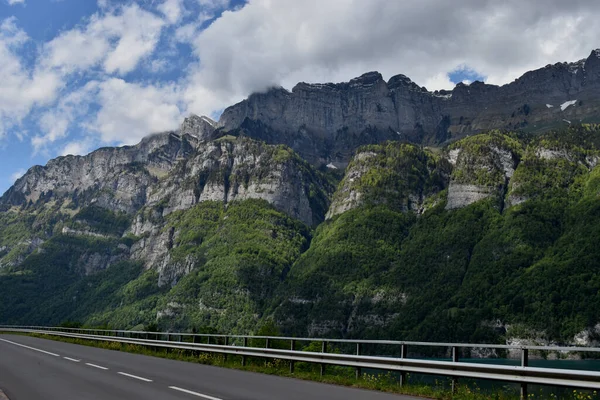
[0,334,422,400]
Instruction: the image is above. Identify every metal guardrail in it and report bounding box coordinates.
[1,326,600,399]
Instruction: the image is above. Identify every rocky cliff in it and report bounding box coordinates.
[219,50,600,166]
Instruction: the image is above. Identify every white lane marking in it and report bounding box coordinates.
[85,363,109,370]
[117,372,153,382]
[169,386,223,400]
[0,338,60,357]
[63,357,80,362]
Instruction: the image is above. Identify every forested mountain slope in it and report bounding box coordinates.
[2,52,600,345]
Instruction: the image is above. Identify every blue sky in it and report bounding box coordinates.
[0,0,246,195]
[0,0,597,195]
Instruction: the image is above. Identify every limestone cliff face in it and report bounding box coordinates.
[325,132,524,216]
[145,137,330,227]
[1,128,329,227]
[445,133,522,210]
[1,132,200,213]
[326,143,450,218]
[219,50,600,165]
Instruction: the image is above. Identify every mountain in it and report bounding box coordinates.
[219,49,600,167]
[2,52,600,345]
[274,127,600,343]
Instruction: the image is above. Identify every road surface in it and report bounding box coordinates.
[0,334,422,400]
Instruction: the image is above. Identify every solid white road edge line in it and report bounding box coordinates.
[85,363,109,370]
[63,357,80,362]
[0,338,60,357]
[117,372,153,382]
[168,386,223,400]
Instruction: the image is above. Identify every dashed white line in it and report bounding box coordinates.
[85,363,109,370]
[0,338,60,357]
[168,386,223,400]
[117,372,153,382]
[63,357,80,362]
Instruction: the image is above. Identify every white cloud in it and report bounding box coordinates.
[10,168,25,183]
[89,78,183,144]
[158,0,184,24]
[31,77,183,150]
[175,22,199,42]
[61,139,94,157]
[41,4,165,75]
[102,5,165,74]
[149,58,169,73]
[42,26,110,73]
[0,18,62,139]
[32,81,99,152]
[423,73,454,91]
[6,0,25,5]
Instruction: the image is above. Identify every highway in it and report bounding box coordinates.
[0,334,420,400]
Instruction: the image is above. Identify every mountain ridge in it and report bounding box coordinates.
[217,49,600,165]
[2,52,600,346]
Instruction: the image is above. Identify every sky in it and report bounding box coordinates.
[0,0,599,195]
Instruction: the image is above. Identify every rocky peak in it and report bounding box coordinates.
[179,114,217,140]
[585,49,600,80]
[347,71,384,87]
[387,74,422,91]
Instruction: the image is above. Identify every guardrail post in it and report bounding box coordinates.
[451,346,459,393]
[400,343,408,387]
[242,337,248,366]
[320,341,327,377]
[290,340,295,373]
[521,348,529,400]
[224,337,229,362]
[355,343,361,379]
[265,338,271,367]
[166,333,171,354]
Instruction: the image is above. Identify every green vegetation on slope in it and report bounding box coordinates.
[157,199,311,333]
[2,127,600,345]
[275,128,600,343]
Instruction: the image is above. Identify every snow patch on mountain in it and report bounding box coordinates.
[560,100,577,111]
